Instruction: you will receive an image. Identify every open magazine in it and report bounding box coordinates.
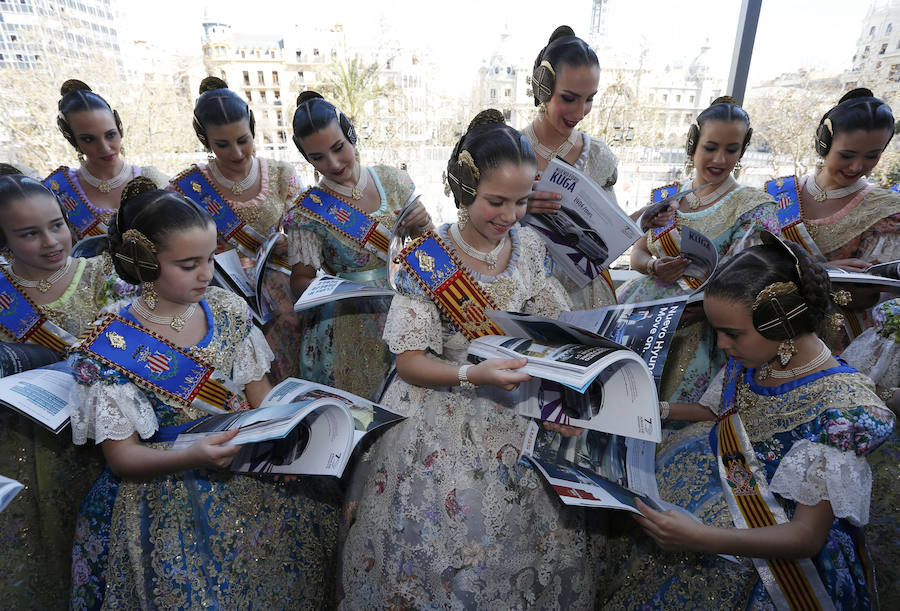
[170,378,404,477]
[294,274,394,311]
[212,233,284,325]
[469,310,661,442]
[0,475,24,514]
[523,158,642,288]
[0,361,74,434]
[0,341,62,377]
[867,259,900,280]
[827,266,900,293]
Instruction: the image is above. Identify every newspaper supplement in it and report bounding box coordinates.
[523,158,642,288]
[294,274,394,311]
[0,362,75,434]
[171,378,404,477]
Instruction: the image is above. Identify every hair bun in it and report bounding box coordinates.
[467,109,505,131]
[296,90,325,107]
[549,25,575,43]
[838,87,875,105]
[0,163,23,176]
[711,95,740,107]
[199,76,228,95]
[60,79,91,96]
[120,177,158,207]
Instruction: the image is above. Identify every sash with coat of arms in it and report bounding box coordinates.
[43,167,110,241]
[0,267,77,353]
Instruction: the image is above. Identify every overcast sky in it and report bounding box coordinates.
[124,0,874,92]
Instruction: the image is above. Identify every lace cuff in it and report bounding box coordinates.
[70,381,158,445]
[287,226,323,268]
[769,439,872,526]
[232,326,275,386]
[383,294,442,354]
[699,366,726,413]
[841,328,900,390]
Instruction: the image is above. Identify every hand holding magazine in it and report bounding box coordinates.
[523,158,642,288]
[468,310,661,442]
[170,378,404,477]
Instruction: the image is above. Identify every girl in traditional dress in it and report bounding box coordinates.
[0,169,134,608]
[522,25,626,310]
[603,235,894,610]
[48,80,168,246]
[618,98,781,403]
[339,110,600,608]
[68,178,337,609]
[285,91,431,399]
[170,76,304,383]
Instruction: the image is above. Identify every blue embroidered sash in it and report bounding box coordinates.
[0,268,76,353]
[765,176,822,258]
[396,232,502,340]
[647,183,703,290]
[42,167,108,240]
[73,313,247,414]
[291,186,391,262]
[711,359,835,611]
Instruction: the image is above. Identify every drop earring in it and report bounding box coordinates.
[777,338,797,366]
[457,205,470,229]
[142,282,158,310]
[733,160,742,179]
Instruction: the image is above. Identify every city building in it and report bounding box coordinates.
[842,0,900,103]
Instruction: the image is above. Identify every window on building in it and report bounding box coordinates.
[260,91,267,103]
[296,50,301,61]
[257,70,264,85]
[243,70,250,85]
[890,64,900,81]
[276,110,283,126]
[297,70,304,80]
[490,88,496,100]
[689,95,695,103]
[220,70,226,80]
[870,26,876,37]
[313,48,319,56]
[662,94,668,102]
[881,43,888,55]
[272,71,279,85]
[503,109,511,121]
[504,88,511,98]
[278,130,286,143]
[888,24,893,34]
[241,50,246,58]
[676,94,681,103]
[274,90,281,102]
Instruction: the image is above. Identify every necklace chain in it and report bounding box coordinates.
[131,298,198,332]
[320,165,368,200]
[450,222,507,269]
[756,339,831,381]
[8,257,73,293]
[523,122,580,162]
[209,157,259,195]
[805,173,867,202]
[684,176,737,210]
[79,161,132,194]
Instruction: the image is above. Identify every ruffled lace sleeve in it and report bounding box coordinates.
[518,226,573,317]
[383,294,442,355]
[699,366,726,413]
[138,165,170,188]
[274,159,304,210]
[286,224,323,268]
[231,325,275,387]
[68,354,158,445]
[769,440,872,525]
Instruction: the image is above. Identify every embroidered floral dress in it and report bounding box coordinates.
[68,288,338,610]
[172,157,305,383]
[285,165,414,400]
[339,224,605,609]
[602,358,895,610]
[617,186,781,403]
[0,253,135,610]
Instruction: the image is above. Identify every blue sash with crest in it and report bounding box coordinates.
[646,183,705,290]
[764,176,821,257]
[42,167,108,240]
[0,268,76,353]
[73,313,247,414]
[291,186,390,261]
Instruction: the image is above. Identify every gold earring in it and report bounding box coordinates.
[684,158,694,177]
[77,150,85,162]
[777,338,797,367]
[815,158,824,171]
[206,150,215,161]
[119,145,126,157]
[142,282,158,310]
[538,102,547,116]
[457,205,470,228]
[733,160,743,179]
[0,246,13,263]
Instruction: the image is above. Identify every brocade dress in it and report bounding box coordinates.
[339,224,604,609]
[0,253,134,610]
[68,288,338,610]
[602,358,895,610]
[616,185,781,403]
[285,165,414,400]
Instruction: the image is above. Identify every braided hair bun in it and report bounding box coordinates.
[548,25,575,42]
[296,90,325,107]
[838,87,874,104]
[120,176,157,207]
[199,76,229,95]
[467,108,505,131]
[60,79,92,96]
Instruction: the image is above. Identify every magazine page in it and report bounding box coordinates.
[213,249,268,325]
[519,420,661,513]
[0,362,75,434]
[294,274,394,311]
[827,268,900,293]
[251,233,282,322]
[390,192,423,240]
[560,296,688,385]
[679,225,718,284]
[867,260,900,280]
[0,342,63,377]
[523,158,642,288]
[0,474,24,514]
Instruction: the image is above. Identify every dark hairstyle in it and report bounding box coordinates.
[445,109,537,208]
[0,167,69,249]
[705,239,831,340]
[290,90,357,161]
[685,95,753,159]
[57,79,123,151]
[108,177,214,285]
[815,87,895,157]
[531,26,599,106]
[192,76,255,150]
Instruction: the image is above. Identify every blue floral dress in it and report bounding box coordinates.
[602,358,895,610]
[617,185,782,403]
[68,288,338,610]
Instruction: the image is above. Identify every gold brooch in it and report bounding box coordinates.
[106,331,127,350]
[415,249,435,272]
